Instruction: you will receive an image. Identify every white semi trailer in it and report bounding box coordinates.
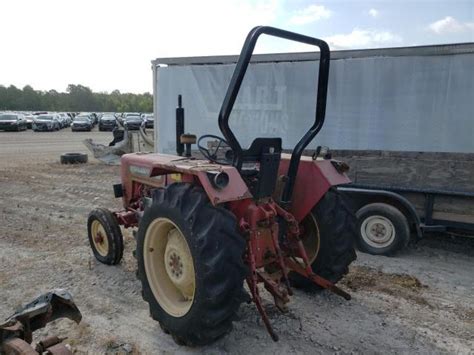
[152,42,474,255]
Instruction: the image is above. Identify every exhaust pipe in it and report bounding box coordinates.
[176,95,185,156]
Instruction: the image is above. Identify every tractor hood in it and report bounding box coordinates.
[121,153,252,205]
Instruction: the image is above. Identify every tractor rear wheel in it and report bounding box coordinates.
[136,183,247,346]
[290,188,357,289]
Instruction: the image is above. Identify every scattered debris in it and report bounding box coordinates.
[0,289,82,354]
[343,265,430,306]
[84,125,154,165]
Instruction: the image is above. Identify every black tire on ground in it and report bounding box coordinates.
[289,188,357,290]
[355,203,410,256]
[60,153,88,164]
[87,208,124,265]
[136,183,247,346]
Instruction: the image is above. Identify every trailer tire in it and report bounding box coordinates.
[356,203,410,256]
[87,208,124,265]
[289,188,357,290]
[60,153,88,164]
[136,183,246,346]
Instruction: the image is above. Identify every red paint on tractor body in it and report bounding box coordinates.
[115,150,352,340]
[120,153,252,208]
[279,154,350,221]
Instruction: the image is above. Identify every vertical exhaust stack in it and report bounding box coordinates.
[176,95,185,156]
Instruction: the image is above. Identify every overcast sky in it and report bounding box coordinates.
[0,0,472,94]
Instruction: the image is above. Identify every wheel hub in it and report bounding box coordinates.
[91,220,109,257]
[94,231,104,244]
[144,218,196,317]
[168,252,183,277]
[361,215,395,248]
[163,229,194,300]
[370,223,387,238]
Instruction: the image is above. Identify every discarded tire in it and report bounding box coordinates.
[60,153,88,164]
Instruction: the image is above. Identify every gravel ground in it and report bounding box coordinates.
[0,130,473,354]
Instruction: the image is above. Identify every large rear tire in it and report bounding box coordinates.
[289,188,357,289]
[136,183,247,346]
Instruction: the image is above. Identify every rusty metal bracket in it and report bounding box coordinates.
[0,289,81,354]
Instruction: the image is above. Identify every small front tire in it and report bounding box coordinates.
[87,208,124,265]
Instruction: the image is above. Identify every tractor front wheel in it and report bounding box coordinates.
[290,188,357,289]
[87,208,124,265]
[136,183,246,346]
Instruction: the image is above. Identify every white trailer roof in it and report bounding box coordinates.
[152,42,474,67]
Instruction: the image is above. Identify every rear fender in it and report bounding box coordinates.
[192,169,252,205]
[279,156,351,221]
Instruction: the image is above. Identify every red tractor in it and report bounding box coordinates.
[87,26,357,345]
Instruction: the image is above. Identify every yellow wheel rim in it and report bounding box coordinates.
[144,218,195,317]
[299,213,320,264]
[91,220,109,257]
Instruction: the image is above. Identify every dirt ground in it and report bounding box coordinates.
[0,130,473,354]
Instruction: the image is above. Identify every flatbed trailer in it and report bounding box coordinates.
[334,150,474,255]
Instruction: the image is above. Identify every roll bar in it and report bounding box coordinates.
[217,26,330,203]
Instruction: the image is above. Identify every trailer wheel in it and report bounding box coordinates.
[87,208,124,265]
[289,188,357,290]
[136,183,246,346]
[356,203,410,256]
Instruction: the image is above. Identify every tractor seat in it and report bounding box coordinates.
[242,138,282,162]
[240,138,282,198]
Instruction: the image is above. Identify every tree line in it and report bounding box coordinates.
[0,84,153,113]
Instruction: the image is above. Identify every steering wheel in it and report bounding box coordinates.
[197,134,233,165]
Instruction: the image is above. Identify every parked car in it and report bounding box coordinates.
[123,114,143,130]
[142,113,154,129]
[32,114,61,131]
[24,114,35,129]
[58,113,71,127]
[122,112,141,121]
[98,115,117,131]
[71,116,93,131]
[80,112,97,125]
[0,112,28,131]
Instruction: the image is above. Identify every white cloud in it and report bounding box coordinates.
[428,16,474,34]
[368,8,378,18]
[326,28,402,49]
[289,5,331,25]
